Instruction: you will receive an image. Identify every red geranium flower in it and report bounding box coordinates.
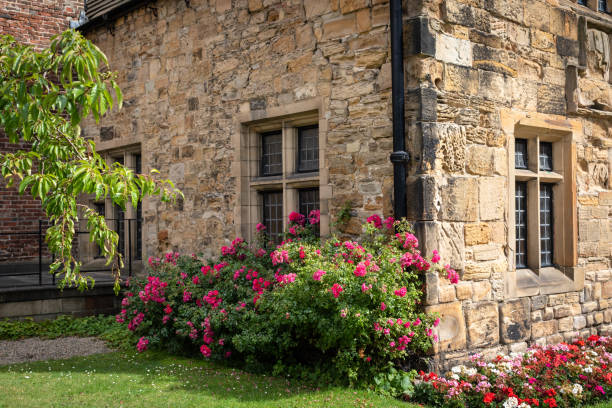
[483,392,495,404]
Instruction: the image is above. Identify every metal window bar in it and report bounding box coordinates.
[540,184,554,267]
[261,132,282,176]
[539,142,553,171]
[515,182,528,268]
[515,139,528,169]
[297,126,319,173]
[0,219,142,288]
[262,191,283,244]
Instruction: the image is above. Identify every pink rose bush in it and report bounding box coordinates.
[117,215,458,387]
[411,335,612,407]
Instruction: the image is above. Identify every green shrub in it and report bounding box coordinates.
[118,214,458,391]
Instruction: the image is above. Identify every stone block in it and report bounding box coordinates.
[426,302,466,352]
[466,145,494,175]
[554,304,572,318]
[465,301,499,348]
[439,285,457,303]
[531,320,557,339]
[435,33,473,67]
[500,298,531,343]
[479,177,505,220]
[438,123,466,173]
[464,223,491,246]
[425,272,439,305]
[443,0,475,27]
[340,0,367,14]
[547,333,564,345]
[322,15,356,40]
[473,245,499,261]
[440,177,478,222]
[583,301,598,313]
[484,0,523,24]
[455,282,473,300]
[463,262,491,280]
[532,295,547,310]
[544,307,554,320]
[574,315,587,330]
[304,0,331,18]
[472,281,492,301]
[509,342,528,354]
[444,64,478,95]
[558,316,573,332]
[531,310,542,322]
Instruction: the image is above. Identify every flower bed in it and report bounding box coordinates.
[116,214,457,389]
[411,335,612,407]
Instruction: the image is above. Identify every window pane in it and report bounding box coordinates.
[263,191,283,244]
[297,126,319,172]
[599,0,607,11]
[299,188,319,236]
[94,203,105,258]
[539,142,553,171]
[134,154,142,260]
[298,188,319,219]
[261,132,282,176]
[515,182,528,268]
[578,0,586,5]
[515,139,528,169]
[540,184,554,267]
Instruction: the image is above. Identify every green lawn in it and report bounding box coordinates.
[1,349,611,408]
[0,351,417,408]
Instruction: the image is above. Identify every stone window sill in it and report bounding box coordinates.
[509,267,582,298]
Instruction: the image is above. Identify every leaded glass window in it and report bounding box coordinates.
[540,184,553,266]
[539,142,553,171]
[599,0,607,12]
[263,191,283,243]
[515,139,528,169]
[261,132,282,176]
[515,182,528,268]
[297,126,319,172]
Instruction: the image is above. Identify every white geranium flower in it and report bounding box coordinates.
[451,365,464,374]
[450,373,459,380]
[584,366,593,373]
[503,397,519,408]
[518,404,531,408]
[572,383,583,395]
[465,368,477,376]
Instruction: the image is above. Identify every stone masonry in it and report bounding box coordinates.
[80,0,611,369]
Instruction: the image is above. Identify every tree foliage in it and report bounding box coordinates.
[0,30,182,291]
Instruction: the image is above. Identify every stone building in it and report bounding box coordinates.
[78,0,612,369]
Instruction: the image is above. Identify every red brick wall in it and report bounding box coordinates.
[0,0,83,48]
[0,1,81,262]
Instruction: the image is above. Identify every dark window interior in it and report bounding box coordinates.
[599,0,607,11]
[261,132,282,176]
[297,126,319,173]
[135,154,142,260]
[515,182,528,268]
[263,191,283,243]
[94,202,105,258]
[515,139,528,169]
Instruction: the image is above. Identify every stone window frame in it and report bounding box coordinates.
[502,111,582,298]
[79,145,143,265]
[235,99,330,242]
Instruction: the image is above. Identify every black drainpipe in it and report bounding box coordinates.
[389,0,409,220]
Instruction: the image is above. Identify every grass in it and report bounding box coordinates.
[0,350,418,408]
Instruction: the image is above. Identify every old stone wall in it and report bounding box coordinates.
[407,0,612,370]
[0,0,82,262]
[81,0,398,259]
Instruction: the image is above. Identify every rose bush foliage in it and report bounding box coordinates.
[117,214,458,387]
[412,335,612,407]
